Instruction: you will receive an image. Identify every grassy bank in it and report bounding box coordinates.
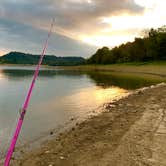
[60,62,166,77]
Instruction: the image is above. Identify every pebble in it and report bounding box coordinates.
[70,117,75,121]
[157,82,166,87]
[126,103,132,107]
[60,156,65,160]
[141,87,149,91]
[50,131,54,135]
[76,122,79,126]
[150,85,155,88]
[137,90,143,94]
[45,150,50,154]
[11,157,15,160]
[118,104,123,107]
[109,104,116,108]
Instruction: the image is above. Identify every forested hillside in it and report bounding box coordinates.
[0,52,85,66]
[88,26,166,64]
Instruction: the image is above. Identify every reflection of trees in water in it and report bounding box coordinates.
[0,69,85,80]
[86,72,164,90]
[0,69,164,90]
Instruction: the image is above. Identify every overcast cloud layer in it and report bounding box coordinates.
[0,0,149,57]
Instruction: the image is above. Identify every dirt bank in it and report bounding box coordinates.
[10,83,166,166]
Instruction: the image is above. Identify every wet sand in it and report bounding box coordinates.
[8,83,166,166]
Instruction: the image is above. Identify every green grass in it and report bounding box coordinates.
[60,61,166,77]
[119,61,166,66]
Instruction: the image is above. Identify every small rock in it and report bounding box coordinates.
[11,157,15,160]
[76,122,79,126]
[127,103,132,107]
[118,104,123,107]
[60,156,65,160]
[56,138,60,141]
[20,150,24,153]
[45,151,50,154]
[109,104,116,108]
[150,85,155,88]
[70,117,74,121]
[158,82,166,86]
[104,143,107,147]
[50,131,54,135]
[141,87,149,91]
[137,90,142,94]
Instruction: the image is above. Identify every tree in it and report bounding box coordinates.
[87,26,166,64]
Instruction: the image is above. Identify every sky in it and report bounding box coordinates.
[0,0,165,57]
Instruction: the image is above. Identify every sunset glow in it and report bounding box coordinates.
[0,0,165,56]
[0,49,8,56]
[80,0,166,47]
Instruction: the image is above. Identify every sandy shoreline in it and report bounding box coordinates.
[0,83,165,165]
[1,82,163,166]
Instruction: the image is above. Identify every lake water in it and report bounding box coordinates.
[0,65,165,157]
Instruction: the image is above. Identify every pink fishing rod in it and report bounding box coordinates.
[4,19,54,166]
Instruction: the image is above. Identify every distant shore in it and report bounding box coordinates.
[1,62,166,77]
[59,63,166,77]
[9,82,166,166]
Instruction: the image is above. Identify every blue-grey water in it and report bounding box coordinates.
[0,65,164,157]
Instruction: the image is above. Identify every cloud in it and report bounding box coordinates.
[0,0,145,57]
[0,0,144,38]
[0,18,97,57]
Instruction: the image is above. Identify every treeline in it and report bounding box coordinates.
[87,26,166,64]
[0,52,85,66]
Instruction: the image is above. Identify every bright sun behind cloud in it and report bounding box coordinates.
[82,34,135,47]
[80,0,166,47]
